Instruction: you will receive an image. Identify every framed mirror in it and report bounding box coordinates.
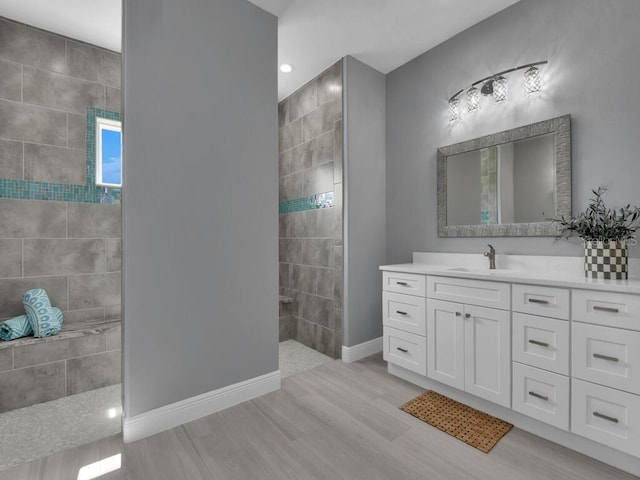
[437,114,571,237]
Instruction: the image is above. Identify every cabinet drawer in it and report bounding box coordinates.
[383,326,427,376]
[512,284,569,320]
[383,292,426,335]
[572,379,640,458]
[572,289,640,331]
[382,271,427,297]
[427,276,510,310]
[572,322,640,395]
[512,363,569,431]
[513,313,569,375]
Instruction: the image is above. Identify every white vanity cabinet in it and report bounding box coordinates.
[427,277,511,408]
[382,272,427,375]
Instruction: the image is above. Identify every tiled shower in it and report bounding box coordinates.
[278,60,344,359]
[0,17,121,412]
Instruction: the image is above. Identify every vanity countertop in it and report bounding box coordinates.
[380,252,640,295]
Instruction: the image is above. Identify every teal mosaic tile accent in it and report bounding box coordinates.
[279,191,335,214]
[0,107,121,203]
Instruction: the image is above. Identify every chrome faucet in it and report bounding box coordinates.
[484,244,496,269]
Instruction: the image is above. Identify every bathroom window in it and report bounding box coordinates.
[96,117,122,187]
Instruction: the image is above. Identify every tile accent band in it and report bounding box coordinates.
[279,191,335,215]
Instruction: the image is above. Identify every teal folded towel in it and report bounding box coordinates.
[0,308,63,341]
[23,289,63,338]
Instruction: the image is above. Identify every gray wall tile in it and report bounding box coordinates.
[24,143,85,184]
[333,268,343,309]
[279,315,291,342]
[0,138,23,179]
[105,327,121,351]
[279,262,290,289]
[105,238,121,272]
[0,275,68,317]
[67,203,121,238]
[22,66,104,115]
[315,267,334,298]
[301,238,334,267]
[0,100,67,146]
[0,59,22,101]
[0,348,12,372]
[68,272,120,310]
[0,361,65,412]
[288,81,317,121]
[302,100,340,142]
[23,239,105,276]
[0,199,66,238]
[333,119,343,182]
[279,118,302,152]
[0,18,66,74]
[0,239,22,278]
[315,326,335,357]
[292,317,315,349]
[66,41,121,88]
[13,333,106,369]
[278,99,289,128]
[63,308,106,329]
[66,350,120,395]
[279,238,302,264]
[106,87,121,113]
[105,304,121,320]
[317,61,342,106]
[67,114,86,150]
[298,292,334,328]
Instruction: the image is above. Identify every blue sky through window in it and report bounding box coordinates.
[101,129,122,185]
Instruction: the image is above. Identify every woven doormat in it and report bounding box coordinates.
[400,391,512,453]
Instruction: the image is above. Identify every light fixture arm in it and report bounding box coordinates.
[448,60,548,102]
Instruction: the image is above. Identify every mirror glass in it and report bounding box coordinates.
[437,115,571,237]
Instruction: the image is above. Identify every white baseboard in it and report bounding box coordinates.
[123,370,281,443]
[342,336,383,363]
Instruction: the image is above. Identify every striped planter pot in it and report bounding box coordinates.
[584,240,628,280]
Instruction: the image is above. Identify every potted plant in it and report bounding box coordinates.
[548,187,640,279]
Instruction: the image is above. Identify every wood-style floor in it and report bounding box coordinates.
[2,354,637,480]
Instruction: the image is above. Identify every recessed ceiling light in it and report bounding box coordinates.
[280,64,293,73]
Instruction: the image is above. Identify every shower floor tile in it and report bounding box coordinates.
[279,339,334,377]
[0,384,121,471]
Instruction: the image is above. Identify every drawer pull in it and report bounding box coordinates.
[455,312,462,317]
[396,310,408,316]
[396,281,409,286]
[593,353,619,362]
[464,313,471,319]
[592,305,619,313]
[396,347,409,353]
[528,391,549,401]
[528,339,550,348]
[528,298,550,305]
[593,411,619,424]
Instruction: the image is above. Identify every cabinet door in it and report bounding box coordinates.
[427,299,465,390]
[464,304,511,407]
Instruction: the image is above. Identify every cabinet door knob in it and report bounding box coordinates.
[455,312,461,317]
[464,313,471,318]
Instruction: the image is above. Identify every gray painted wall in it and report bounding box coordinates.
[386,0,640,263]
[123,0,277,417]
[343,56,386,347]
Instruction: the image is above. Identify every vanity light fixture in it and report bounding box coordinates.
[448,60,547,121]
[279,64,293,73]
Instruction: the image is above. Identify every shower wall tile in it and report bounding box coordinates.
[22,66,104,114]
[66,350,120,395]
[301,238,334,267]
[0,18,66,73]
[279,117,302,152]
[0,348,12,372]
[66,40,121,88]
[315,326,335,357]
[333,119,343,180]
[0,239,22,278]
[105,304,121,320]
[67,113,86,150]
[0,100,67,146]
[288,81,317,122]
[13,333,106,369]
[67,203,122,238]
[0,361,65,413]
[63,308,106,328]
[0,276,68,317]
[105,238,122,272]
[302,99,340,142]
[106,87,121,113]
[0,138,24,180]
[0,199,67,238]
[298,292,334,329]
[24,143,86,184]
[105,327,121,351]
[23,239,105,276]
[292,317,315,349]
[317,61,342,105]
[0,59,22,101]
[68,272,121,310]
[278,99,289,128]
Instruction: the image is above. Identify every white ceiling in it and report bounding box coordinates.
[0,0,520,99]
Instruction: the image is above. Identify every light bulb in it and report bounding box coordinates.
[448,98,461,122]
[524,66,542,96]
[493,76,508,103]
[466,86,480,113]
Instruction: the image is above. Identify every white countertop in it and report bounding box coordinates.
[380,252,640,295]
